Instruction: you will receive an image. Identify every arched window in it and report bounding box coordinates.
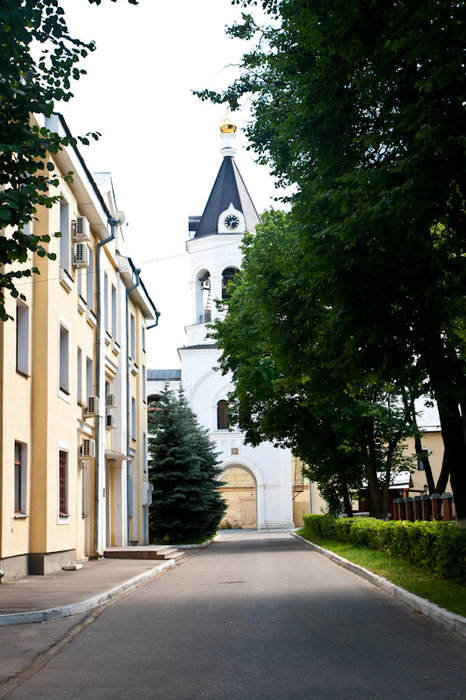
[217,400,229,430]
[222,267,239,300]
[198,270,211,323]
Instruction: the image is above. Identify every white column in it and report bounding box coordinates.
[210,275,223,321]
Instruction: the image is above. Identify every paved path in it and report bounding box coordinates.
[3,532,466,699]
[0,559,171,616]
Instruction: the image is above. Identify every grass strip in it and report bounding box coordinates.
[297,528,466,618]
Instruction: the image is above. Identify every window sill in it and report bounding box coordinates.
[105,331,112,346]
[14,513,28,519]
[86,308,97,329]
[59,514,70,523]
[16,368,30,379]
[59,388,71,403]
[112,339,120,356]
[78,295,87,314]
[59,267,74,293]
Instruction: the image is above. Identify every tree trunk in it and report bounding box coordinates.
[382,441,395,517]
[329,432,353,518]
[360,424,382,519]
[414,433,436,494]
[436,452,449,495]
[436,399,466,526]
[402,389,437,493]
[403,392,452,495]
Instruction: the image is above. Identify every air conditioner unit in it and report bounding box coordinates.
[106,393,117,409]
[85,396,99,417]
[106,413,116,429]
[81,438,96,459]
[73,243,90,268]
[73,216,91,242]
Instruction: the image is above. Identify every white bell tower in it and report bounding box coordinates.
[149,109,295,531]
[185,107,258,347]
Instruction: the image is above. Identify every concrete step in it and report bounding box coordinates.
[104,546,185,563]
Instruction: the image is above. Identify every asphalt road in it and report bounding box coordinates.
[4,532,466,699]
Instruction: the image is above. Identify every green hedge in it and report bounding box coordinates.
[302,514,466,583]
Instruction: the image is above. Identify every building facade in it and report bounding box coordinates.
[0,114,158,580]
[148,111,294,530]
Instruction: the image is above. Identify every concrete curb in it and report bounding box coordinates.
[291,531,466,639]
[0,560,175,627]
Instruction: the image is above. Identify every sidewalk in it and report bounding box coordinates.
[0,558,175,626]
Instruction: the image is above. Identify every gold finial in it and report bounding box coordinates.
[219,105,237,134]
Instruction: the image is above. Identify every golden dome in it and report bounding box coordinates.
[219,105,237,134]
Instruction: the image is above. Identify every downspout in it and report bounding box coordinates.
[142,310,160,543]
[126,268,141,544]
[93,218,117,557]
[146,310,161,331]
[0,319,3,571]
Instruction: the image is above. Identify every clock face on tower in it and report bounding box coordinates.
[224,214,240,231]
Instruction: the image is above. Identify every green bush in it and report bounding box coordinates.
[302,514,466,583]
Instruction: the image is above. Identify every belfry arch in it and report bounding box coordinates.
[195,268,211,324]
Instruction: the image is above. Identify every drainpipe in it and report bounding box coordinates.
[126,268,141,545]
[146,311,160,331]
[93,218,117,557]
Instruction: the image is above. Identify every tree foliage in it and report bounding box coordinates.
[212,210,414,517]
[148,387,226,544]
[199,0,466,522]
[0,0,137,320]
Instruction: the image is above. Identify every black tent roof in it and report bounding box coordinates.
[191,156,260,238]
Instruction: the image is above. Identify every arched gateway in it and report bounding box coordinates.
[219,463,259,529]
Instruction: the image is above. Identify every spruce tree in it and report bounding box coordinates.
[148,386,226,544]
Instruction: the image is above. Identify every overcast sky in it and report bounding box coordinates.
[59,0,280,368]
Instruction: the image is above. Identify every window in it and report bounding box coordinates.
[58,449,69,517]
[77,265,82,297]
[16,299,29,375]
[86,246,94,308]
[143,432,147,474]
[59,324,70,394]
[82,463,89,517]
[77,347,82,405]
[60,198,70,271]
[14,441,27,514]
[142,366,146,403]
[86,357,93,403]
[131,397,136,439]
[104,273,109,331]
[217,400,229,430]
[111,284,117,339]
[130,313,136,359]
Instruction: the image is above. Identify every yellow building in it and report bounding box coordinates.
[293,426,450,521]
[0,114,158,580]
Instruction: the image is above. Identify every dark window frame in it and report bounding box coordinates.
[217,400,229,430]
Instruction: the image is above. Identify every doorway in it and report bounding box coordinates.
[219,467,257,529]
